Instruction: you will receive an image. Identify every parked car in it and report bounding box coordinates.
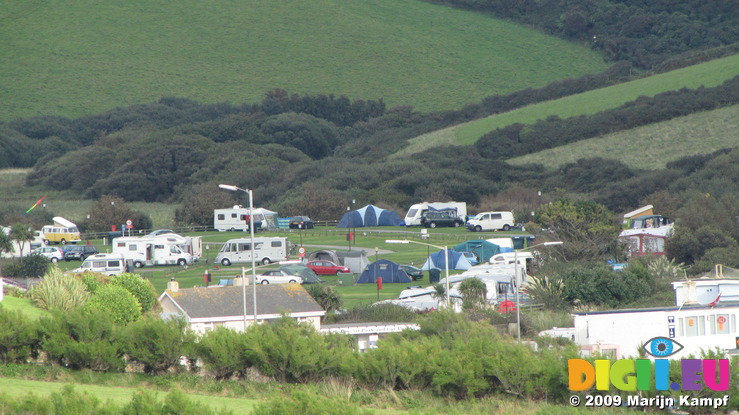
[399,264,424,281]
[63,245,100,261]
[32,246,64,263]
[147,229,176,236]
[289,216,314,229]
[305,260,350,275]
[460,251,479,266]
[257,269,303,284]
[420,211,465,228]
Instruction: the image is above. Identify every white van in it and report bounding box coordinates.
[214,237,288,266]
[72,254,127,276]
[466,211,515,232]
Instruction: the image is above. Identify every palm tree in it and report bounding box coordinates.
[431,282,447,308]
[458,277,487,309]
[10,224,34,257]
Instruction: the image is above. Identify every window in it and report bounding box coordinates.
[128,244,137,251]
[491,213,502,219]
[92,261,105,268]
[108,260,120,267]
[271,241,282,247]
[231,213,237,218]
[683,316,705,336]
[407,209,417,217]
[238,243,251,251]
[709,314,733,335]
[217,214,225,220]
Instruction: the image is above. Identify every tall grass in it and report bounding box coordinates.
[29,267,90,312]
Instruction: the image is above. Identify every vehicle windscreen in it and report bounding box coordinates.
[406,209,417,218]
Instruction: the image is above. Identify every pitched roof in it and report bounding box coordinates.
[161,284,324,319]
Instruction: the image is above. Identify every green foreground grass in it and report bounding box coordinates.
[0,0,606,120]
[396,53,739,156]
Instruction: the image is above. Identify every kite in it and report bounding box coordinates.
[23,195,46,216]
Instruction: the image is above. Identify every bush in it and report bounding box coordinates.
[253,390,370,415]
[1,254,49,278]
[121,317,195,375]
[0,307,40,363]
[195,328,253,380]
[84,285,141,325]
[29,267,90,312]
[40,310,125,372]
[110,273,157,313]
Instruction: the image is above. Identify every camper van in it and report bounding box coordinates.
[404,202,467,227]
[41,217,81,245]
[213,206,278,232]
[466,211,515,232]
[112,235,196,268]
[71,254,127,276]
[215,237,288,266]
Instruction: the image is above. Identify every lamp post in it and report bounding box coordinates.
[386,239,451,308]
[219,184,257,331]
[514,241,563,342]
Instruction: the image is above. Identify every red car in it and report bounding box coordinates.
[305,260,350,275]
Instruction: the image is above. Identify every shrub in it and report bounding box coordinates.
[29,267,90,312]
[121,316,195,375]
[253,390,371,415]
[1,254,49,278]
[523,275,569,311]
[195,328,253,380]
[0,307,41,363]
[84,285,141,325]
[110,273,157,313]
[39,310,125,372]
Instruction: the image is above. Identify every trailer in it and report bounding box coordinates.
[214,237,288,266]
[403,202,467,227]
[111,235,196,268]
[213,206,278,232]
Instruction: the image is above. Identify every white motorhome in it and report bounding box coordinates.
[71,254,127,276]
[404,202,467,227]
[112,235,196,268]
[214,237,288,266]
[466,211,515,232]
[213,206,279,232]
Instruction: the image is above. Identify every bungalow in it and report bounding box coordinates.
[158,278,325,335]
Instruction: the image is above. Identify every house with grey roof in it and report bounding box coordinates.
[158,279,325,334]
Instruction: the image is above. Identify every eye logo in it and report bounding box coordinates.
[643,337,683,357]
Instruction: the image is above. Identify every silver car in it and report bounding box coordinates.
[32,246,64,263]
[257,270,303,285]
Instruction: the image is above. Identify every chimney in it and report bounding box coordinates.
[167,277,179,293]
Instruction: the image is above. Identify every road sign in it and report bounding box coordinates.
[298,247,306,258]
[126,219,133,226]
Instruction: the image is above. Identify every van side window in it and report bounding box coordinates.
[129,244,137,251]
[217,214,225,220]
[231,213,238,218]
[238,243,251,251]
[169,246,179,253]
[271,241,282,247]
[254,243,264,249]
[491,214,502,219]
[93,261,106,268]
[117,242,125,247]
[154,245,164,249]
[108,260,120,267]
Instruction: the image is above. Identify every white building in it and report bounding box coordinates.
[321,322,420,351]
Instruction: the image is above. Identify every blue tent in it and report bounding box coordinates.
[356,259,412,284]
[337,205,403,228]
[453,240,501,263]
[421,249,472,271]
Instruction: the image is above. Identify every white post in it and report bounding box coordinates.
[444,246,450,308]
[249,189,257,324]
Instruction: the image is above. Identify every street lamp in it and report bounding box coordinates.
[514,241,563,342]
[386,239,451,308]
[219,184,257,331]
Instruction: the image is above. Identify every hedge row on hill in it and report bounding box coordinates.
[475,76,739,159]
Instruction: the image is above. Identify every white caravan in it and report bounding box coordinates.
[0,227,44,258]
[112,235,196,268]
[214,237,288,266]
[404,202,467,226]
[71,254,127,276]
[466,211,515,232]
[213,206,278,232]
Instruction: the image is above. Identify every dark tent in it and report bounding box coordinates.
[280,264,325,284]
[356,259,412,284]
[306,249,340,264]
[337,205,403,228]
[453,240,501,263]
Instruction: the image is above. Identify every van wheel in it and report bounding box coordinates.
[134,261,144,268]
[475,225,482,232]
[221,258,231,266]
[429,222,437,228]
[177,259,187,266]
[262,258,271,265]
[261,280,269,284]
[61,239,67,245]
[503,224,511,231]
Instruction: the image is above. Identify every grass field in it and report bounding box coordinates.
[0,0,606,121]
[396,53,739,156]
[508,104,739,170]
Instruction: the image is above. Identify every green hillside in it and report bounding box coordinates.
[508,104,739,170]
[396,54,739,156]
[0,0,606,121]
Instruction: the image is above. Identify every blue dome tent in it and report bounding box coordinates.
[356,259,412,284]
[421,249,472,271]
[337,205,403,228]
[453,240,502,264]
